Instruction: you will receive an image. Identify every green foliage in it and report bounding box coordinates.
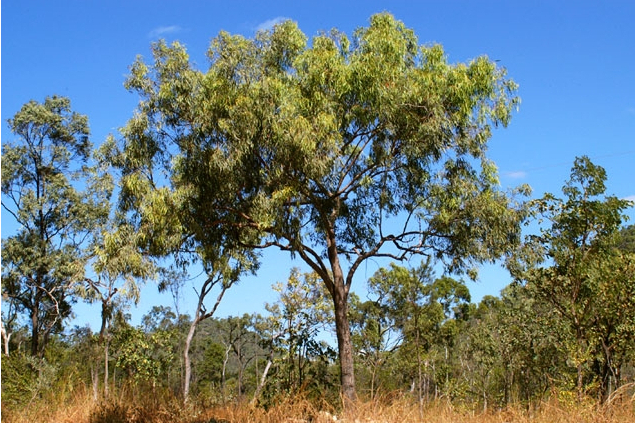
[115,14,526,399]
[618,224,635,253]
[78,221,158,402]
[452,287,571,409]
[111,320,177,385]
[1,352,41,407]
[6,15,633,417]
[142,305,178,332]
[509,156,635,401]
[350,261,473,400]
[259,269,336,398]
[2,96,112,357]
[497,284,570,403]
[117,13,525,275]
[196,340,225,387]
[85,223,156,306]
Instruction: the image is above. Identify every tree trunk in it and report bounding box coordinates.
[1,320,10,356]
[251,352,274,406]
[221,343,230,404]
[91,363,99,401]
[104,336,110,400]
[183,317,198,402]
[31,303,40,357]
[577,362,584,402]
[324,217,357,405]
[99,300,111,400]
[415,316,423,408]
[332,282,356,403]
[370,358,377,400]
[575,327,585,402]
[237,357,244,398]
[183,275,229,403]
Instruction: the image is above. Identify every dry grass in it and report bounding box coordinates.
[1,384,94,423]
[187,392,635,423]
[2,388,633,423]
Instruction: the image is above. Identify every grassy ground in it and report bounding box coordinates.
[2,387,634,423]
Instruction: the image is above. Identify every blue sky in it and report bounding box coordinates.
[2,1,634,330]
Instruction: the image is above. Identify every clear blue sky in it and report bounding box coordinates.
[2,1,634,331]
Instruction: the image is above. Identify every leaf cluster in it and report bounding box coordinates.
[116,13,526,298]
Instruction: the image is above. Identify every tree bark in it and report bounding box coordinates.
[183,275,229,403]
[91,363,99,401]
[99,299,112,400]
[1,320,10,356]
[104,336,110,400]
[251,353,273,406]
[221,343,230,404]
[332,282,356,403]
[324,216,357,405]
[31,297,40,357]
[183,319,197,402]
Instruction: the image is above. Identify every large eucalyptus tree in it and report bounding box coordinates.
[116,14,525,401]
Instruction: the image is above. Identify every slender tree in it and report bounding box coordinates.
[215,314,259,399]
[1,96,111,357]
[261,269,333,395]
[182,269,234,402]
[81,222,155,399]
[117,14,526,401]
[102,98,257,402]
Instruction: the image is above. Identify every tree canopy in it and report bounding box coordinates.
[1,96,112,357]
[114,13,527,400]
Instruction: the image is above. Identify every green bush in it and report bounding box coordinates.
[1,353,55,407]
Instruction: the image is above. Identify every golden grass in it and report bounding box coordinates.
[2,388,633,423]
[201,396,634,423]
[1,384,94,423]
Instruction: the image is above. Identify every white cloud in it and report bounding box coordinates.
[622,195,635,202]
[504,171,527,179]
[148,25,183,39]
[255,17,290,32]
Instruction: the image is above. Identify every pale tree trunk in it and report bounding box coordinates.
[251,330,283,406]
[237,349,244,399]
[183,320,197,402]
[483,388,488,413]
[91,363,99,401]
[370,358,377,400]
[251,353,273,406]
[99,297,113,401]
[183,275,230,403]
[577,363,584,402]
[574,324,585,402]
[414,314,424,418]
[1,320,11,356]
[221,343,230,404]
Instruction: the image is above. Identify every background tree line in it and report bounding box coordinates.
[2,13,634,416]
